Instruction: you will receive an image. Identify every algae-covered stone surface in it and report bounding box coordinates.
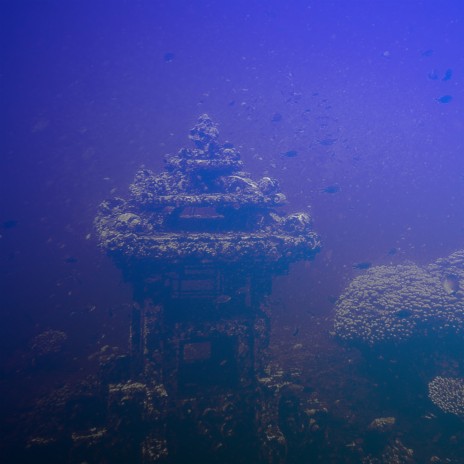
[95,115,321,269]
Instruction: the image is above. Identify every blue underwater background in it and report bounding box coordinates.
[2,1,464,463]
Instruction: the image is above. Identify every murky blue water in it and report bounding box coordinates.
[2,1,464,462]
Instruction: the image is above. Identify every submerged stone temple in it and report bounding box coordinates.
[91,114,321,463]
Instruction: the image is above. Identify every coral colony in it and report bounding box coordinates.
[334,250,464,346]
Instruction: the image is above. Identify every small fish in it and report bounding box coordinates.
[318,138,337,146]
[427,69,439,80]
[292,327,299,336]
[163,52,175,62]
[302,108,311,120]
[285,92,302,103]
[387,247,398,256]
[437,95,453,104]
[282,150,298,158]
[321,184,340,194]
[395,309,412,319]
[422,49,434,57]
[215,294,231,304]
[271,112,282,122]
[2,220,18,229]
[442,69,453,81]
[327,295,338,304]
[353,261,372,270]
[236,286,248,295]
[442,274,460,295]
[64,257,78,264]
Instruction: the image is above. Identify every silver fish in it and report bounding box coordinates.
[442,274,460,295]
[215,294,232,304]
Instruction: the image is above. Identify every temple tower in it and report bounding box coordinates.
[95,115,321,463]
